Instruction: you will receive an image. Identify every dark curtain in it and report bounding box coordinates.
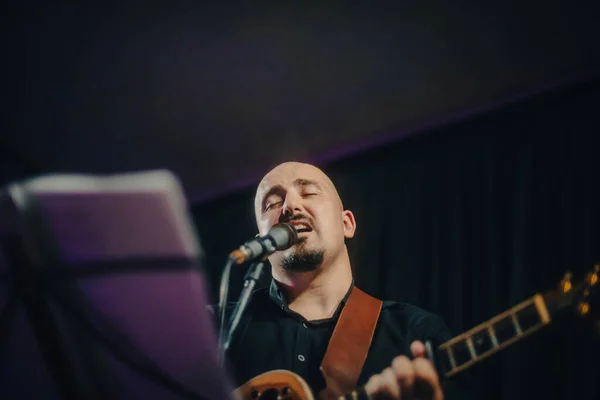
[0,144,38,187]
[192,78,600,400]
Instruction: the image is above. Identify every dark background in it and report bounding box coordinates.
[2,2,600,399]
[2,1,599,199]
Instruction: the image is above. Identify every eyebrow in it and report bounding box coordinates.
[293,178,322,191]
[260,179,323,211]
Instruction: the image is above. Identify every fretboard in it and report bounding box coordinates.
[437,293,553,378]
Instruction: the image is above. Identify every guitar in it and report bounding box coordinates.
[234,266,600,400]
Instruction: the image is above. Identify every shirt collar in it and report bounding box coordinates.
[268,277,355,322]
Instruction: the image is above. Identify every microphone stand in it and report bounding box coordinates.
[220,259,266,359]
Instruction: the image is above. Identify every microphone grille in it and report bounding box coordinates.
[269,223,298,250]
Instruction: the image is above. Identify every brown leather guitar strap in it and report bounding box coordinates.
[319,286,383,399]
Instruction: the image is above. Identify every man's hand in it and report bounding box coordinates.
[363,341,443,400]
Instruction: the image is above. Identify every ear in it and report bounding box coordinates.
[342,210,356,239]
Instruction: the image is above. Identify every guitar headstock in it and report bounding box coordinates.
[555,265,600,332]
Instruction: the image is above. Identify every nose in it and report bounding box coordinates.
[281,191,303,216]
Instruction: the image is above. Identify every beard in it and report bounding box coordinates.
[281,241,325,272]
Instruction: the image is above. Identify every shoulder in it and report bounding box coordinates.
[379,300,453,342]
[381,301,445,326]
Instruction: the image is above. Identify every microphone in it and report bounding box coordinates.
[218,223,297,359]
[228,223,298,264]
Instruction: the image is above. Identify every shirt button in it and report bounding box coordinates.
[302,322,308,328]
[297,354,305,362]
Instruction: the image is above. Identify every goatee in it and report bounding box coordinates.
[281,248,325,272]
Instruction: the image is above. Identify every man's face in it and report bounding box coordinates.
[254,162,355,272]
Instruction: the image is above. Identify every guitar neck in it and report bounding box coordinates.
[435,283,581,379]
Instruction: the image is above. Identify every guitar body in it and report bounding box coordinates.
[235,370,314,400]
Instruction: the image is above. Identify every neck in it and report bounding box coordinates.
[272,249,353,321]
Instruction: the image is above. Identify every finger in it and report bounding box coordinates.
[364,371,399,400]
[363,374,383,397]
[413,358,443,400]
[391,355,415,393]
[381,367,401,399]
[410,340,426,358]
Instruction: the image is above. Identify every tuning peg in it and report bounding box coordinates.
[577,302,590,316]
[585,265,599,287]
[559,272,573,293]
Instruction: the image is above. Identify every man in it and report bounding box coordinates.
[221,162,471,399]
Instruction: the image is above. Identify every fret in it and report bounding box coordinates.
[439,294,552,378]
[511,313,523,335]
[533,294,551,324]
[446,346,457,369]
[487,325,499,348]
[466,337,476,358]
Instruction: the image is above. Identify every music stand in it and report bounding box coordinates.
[0,170,234,400]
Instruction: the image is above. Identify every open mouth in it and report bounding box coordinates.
[291,222,313,233]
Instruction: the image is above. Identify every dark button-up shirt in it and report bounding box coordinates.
[221,280,472,399]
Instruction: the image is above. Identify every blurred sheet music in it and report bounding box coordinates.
[0,170,234,400]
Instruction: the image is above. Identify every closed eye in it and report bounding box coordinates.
[264,201,283,212]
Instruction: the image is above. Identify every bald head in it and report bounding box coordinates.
[254,162,343,220]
